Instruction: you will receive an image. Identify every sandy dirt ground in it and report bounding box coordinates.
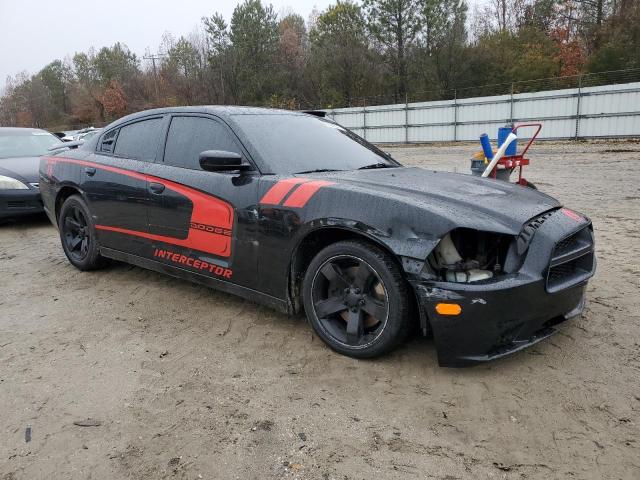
[1,141,639,480]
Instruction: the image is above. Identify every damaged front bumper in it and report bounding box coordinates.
[408,207,596,367]
[412,276,587,367]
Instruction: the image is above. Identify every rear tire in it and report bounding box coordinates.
[58,195,107,271]
[302,240,412,358]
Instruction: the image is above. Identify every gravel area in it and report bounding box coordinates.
[1,140,639,479]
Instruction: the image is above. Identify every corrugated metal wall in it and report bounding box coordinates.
[326,82,640,142]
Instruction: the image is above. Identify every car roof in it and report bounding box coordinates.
[0,127,52,135]
[107,106,306,129]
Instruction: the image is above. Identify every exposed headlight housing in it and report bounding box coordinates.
[0,175,29,190]
[426,228,513,283]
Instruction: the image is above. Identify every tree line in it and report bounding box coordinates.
[1,0,639,130]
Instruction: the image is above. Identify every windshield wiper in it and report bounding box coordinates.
[295,168,343,174]
[358,163,394,170]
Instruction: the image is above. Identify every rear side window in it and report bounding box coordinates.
[99,129,118,153]
[113,117,163,161]
[163,116,241,170]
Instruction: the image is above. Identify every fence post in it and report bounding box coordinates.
[363,98,367,141]
[453,89,458,142]
[575,74,582,140]
[405,93,409,144]
[509,83,514,124]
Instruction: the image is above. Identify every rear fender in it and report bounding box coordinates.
[52,182,89,225]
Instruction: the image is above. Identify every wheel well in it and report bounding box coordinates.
[55,186,81,223]
[288,227,404,314]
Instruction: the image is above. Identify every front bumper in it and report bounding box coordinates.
[410,207,595,367]
[0,188,43,220]
[413,277,587,367]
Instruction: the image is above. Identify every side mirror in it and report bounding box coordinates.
[199,150,252,172]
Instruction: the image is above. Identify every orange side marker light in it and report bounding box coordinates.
[435,303,462,316]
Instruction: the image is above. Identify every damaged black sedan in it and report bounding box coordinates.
[39,107,596,366]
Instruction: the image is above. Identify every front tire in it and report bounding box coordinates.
[302,240,412,358]
[58,195,107,271]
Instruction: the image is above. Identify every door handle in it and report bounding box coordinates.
[148,182,165,194]
[84,167,96,177]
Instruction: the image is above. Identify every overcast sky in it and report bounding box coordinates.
[0,0,333,88]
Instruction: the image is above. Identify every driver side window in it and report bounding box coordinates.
[163,116,241,170]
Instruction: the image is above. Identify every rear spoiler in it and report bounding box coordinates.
[302,110,327,118]
[49,139,84,151]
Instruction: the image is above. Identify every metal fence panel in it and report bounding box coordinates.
[408,125,455,142]
[580,114,640,137]
[457,95,511,125]
[514,89,577,122]
[325,81,640,143]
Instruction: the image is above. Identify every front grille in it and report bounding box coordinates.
[548,262,575,282]
[554,235,579,256]
[5,200,40,210]
[547,226,595,293]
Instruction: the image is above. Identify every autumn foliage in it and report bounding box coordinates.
[1,0,639,130]
[101,80,127,117]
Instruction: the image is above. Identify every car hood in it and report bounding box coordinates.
[317,167,560,233]
[0,156,40,183]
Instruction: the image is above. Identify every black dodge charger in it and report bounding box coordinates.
[39,107,596,366]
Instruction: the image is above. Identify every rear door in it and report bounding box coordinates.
[144,114,260,289]
[84,115,166,255]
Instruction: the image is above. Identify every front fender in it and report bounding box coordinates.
[292,217,440,266]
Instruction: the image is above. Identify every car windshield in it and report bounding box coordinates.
[230,114,400,174]
[0,130,61,158]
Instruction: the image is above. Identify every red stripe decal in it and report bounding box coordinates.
[46,157,233,257]
[282,180,335,208]
[95,224,231,257]
[260,177,310,205]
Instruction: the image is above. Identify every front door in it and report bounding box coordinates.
[143,114,260,289]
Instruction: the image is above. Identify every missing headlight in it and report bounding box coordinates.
[426,228,512,283]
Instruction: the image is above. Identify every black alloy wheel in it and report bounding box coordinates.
[312,255,389,347]
[58,195,107,271]
[302,240,412,358]
[62,205,90,262]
